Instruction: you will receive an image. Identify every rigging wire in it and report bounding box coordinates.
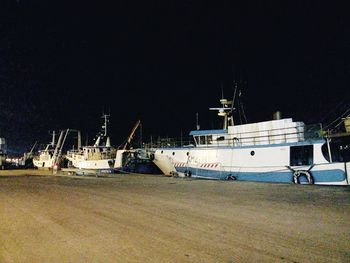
[239,88,248,124]
[319,101,346,123]
[323,106,350,130]
[231,80,248,125]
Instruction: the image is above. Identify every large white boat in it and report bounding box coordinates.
[66,114,116,172]
[151,94,350,185]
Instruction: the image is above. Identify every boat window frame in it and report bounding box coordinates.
[199,136,206,145]
[193,136,199,145]
[207,135,213,145]
[290,145,314,166]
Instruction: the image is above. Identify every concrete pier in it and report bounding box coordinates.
[1,171,349,262]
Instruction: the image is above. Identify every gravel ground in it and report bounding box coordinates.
[1,170,349,262]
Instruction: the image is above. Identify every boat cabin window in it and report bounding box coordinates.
[194,135,214,145]
[207,135,212,144]
[193,135,229,145]
[290,145,313,166]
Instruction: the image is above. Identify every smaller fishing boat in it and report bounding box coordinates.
[66,114,116,172]
[33,131,60,169]
[33,129,81,170]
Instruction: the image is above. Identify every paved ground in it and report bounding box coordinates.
[1,171,350,262]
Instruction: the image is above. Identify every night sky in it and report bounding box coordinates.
[1,1,349,155]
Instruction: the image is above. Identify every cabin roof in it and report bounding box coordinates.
[189,129,227,136]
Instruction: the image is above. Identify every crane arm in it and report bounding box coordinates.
[123,120,141,150]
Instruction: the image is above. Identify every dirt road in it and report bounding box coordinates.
[1,172,349,262]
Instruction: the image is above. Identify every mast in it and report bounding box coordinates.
[50,131,56,146]
[101,114,110,137]
[94,113,110,147]
[196,113,200,130]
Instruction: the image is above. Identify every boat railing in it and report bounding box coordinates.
[222,123,323,147]
[143,124,323,148]
[142,137,195,149]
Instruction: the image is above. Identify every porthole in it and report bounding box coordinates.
[250,151,255,156]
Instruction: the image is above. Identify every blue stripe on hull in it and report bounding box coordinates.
[175,167,346,183]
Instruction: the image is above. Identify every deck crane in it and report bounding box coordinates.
[122,120,141,150]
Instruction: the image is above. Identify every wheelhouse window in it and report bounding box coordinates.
[290,145,313,166]
[194,135,214,145]
[207,135,213,144]
[199,136,206,145]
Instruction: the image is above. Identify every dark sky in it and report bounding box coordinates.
[1,1,350,154]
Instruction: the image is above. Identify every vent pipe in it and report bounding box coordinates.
[273,111,282,120]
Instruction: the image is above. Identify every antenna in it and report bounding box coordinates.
[221,82,224,100]
[196,113,200,130]
[232,81,238,111]
[180,129,183,146]
[85,133,89,146]
[49,131,56,146]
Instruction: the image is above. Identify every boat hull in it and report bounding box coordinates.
[33,159,55,169]
[70,159,115,170]
[153,142,350,185]
[75,168,117,176]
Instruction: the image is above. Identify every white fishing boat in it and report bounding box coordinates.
[66,114,116,172]
[151,89,350,185]
[33,129,81,170]
[33,131,59,169]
